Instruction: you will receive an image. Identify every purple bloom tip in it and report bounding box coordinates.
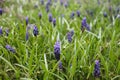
[0,8,3,15]
[94,60,100,77]
[48,13,52,22]
[54,41,60,61]
[0,27,3,35]
[33,25,39,37]
[26,17,29,25]
[5,45,16,53]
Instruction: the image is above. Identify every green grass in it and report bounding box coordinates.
[0,0,120,80]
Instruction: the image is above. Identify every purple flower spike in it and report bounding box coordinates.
[64,2,68,8]
[46,5,49,13]
[86,24,90,31]
[38,12,42,19]
[0,8,3,15]
[54,41,60,61]
[82,17,87,27]
[76,10,80,17]
[0,27,3,35]
[70,30,74,37]
[40,0,44,5]
[81,17,90,32]
[70,12,75,19]
[26,31,29,41]
[5,45,16,53]
[58,61,63,70]
[48,13,52,22]
[52,18,56,26]
[94,60,100,77]
[60,0,63,5]
[26,17,29,25]
[67,32,72,43]
[5,29,9,36]
[103,12,107,17]
[33,25,39,37]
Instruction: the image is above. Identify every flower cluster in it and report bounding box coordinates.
[48,13,53,22]
[33,25,39,37]
[54,41,60,61]
[5,45,16,53]
[81,17,90,32]
[67,30,74,43]
[52,18,56,26]
[26,17,29,25]
[38,12,42,19]
[0,27,3,35]
[94,60,100,77]
[0,8,2,15]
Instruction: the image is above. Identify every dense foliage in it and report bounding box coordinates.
[0,0,120,80]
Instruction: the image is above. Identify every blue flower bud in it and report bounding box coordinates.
[58,61,63,70]
[40,0,44,5]
[26,31,29,41]
[38,12,42,19]
[81,17,90,32]
[70,12,75,19]
[0,8,3,15]
[70,30,74,37]
[0,27,3,35]
[52,18,56,26]
[54,41,60,61]
[67,32,72,43]
[76,10,80,17]
[64,2,68,8]
[94,60,100,77]
[5,45,16,53]
[48,13,52,22]
[26,17,29,25]
[46,5,49,13]
[103,12,107,17]
[33,25,39,37]
[60,0,63,5]
[5,29,9,36]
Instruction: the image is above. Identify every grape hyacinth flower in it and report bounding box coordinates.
[46,4,49,13]
[70,30,74,37]
[5,45,16,53]
[82,17,87,27]
[54,41,60,61]
[60,0,63,5]
[38,12,42,19]
[76,10,80,17]
[81,17,90,32]
[64,2,68,8]
[47,0,52,6]
[58,61,63,70]
[52,18,56,26]
[40,0,44,5]
[97,0,100,5]
[0,27,3,35]
[103,12,107,17]
[70,12,75,19]
[26,31,29,41]
[0,8,3,15]
[26,17,29,25]
[48,13,52,22]
[5,29,9,36]
[33,25,39,37]
[94,60,100,77]
[86,24,90,31]
[67,32,72,43]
